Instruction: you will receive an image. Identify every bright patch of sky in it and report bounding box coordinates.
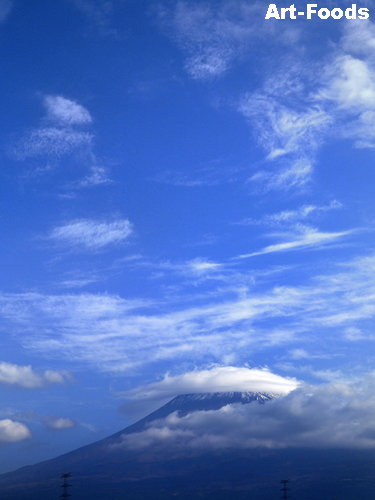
[0,0,375,472]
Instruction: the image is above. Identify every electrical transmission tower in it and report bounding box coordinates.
[280,479,291,500]
[60,473,72,500]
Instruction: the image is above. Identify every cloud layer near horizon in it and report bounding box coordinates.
[114,376,375,452]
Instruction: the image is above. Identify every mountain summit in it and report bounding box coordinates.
[116,391,279,435]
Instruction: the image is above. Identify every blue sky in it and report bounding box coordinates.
[1,0,375,472]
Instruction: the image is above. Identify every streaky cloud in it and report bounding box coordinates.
[48,218,133,250]
[237,227,353,259]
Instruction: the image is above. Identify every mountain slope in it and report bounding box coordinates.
[1,392,375,500]
[0,392,277,484]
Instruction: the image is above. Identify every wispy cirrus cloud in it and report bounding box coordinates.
[48,218,133,251]
[44,95,92,125]
[241,201,342,227]
[13,95,93,162]
[0,252,373,373]
[239,94,331,161]
[160,6,375,191]
[158,1,300,80]
[158,258,223,280]
[242,19,375,190]
[75,165,111,187]
[238,225,352,259]
[249,158,313,193]
[12,94,112,187]
[15,127,93,160]
[158,1,260,80]
[0,361,72,389]
[239,71,332,192]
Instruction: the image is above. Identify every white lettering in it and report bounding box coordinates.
[358,7,369,19]
[318,7,330,19]
[265,4,369,21]
[265,4,280,19]
[307,4,317,19]
[331,7,343,19]
[345,4,357,19]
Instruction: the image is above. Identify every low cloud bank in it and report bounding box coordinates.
[116,376,375,451]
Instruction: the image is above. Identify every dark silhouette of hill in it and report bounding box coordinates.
[1,392,375,500]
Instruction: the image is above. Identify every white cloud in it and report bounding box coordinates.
[14,127,93,160]
[0,419,32,443]
[0,252,374,373]
[239,77,328,192]
[324,56,375,111]
[238,226,352,259]
[0,361,72,389]
[123,366,298,401]
[44,95,92,125]
[237,19,375,189]
[75,166,111,187]
[315,23,375,148]
[159,258,223,279]
[159,1,301,80]
[48,218,133,250]
[159,1,259,79]
[115,377,375,452]
[243,201,342,227]
[240,95,331,160]
[12,94,112,187]
[45,416,76,430]
[344,327,364,341]
[249,158,313,193]
[341,18,375,58]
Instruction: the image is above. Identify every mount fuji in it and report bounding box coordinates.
[0,392,374,500]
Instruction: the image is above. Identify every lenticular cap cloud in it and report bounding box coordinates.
[124,366,299,401]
